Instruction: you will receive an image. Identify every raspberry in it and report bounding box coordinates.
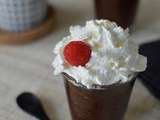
[63,41,91,66]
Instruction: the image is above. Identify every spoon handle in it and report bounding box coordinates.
[38,113,50,120]
[36,110,50,120]
[41,116,50,120]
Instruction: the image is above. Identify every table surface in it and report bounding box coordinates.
[0,0,160,120]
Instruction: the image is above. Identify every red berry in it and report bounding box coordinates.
[63,41,91,66]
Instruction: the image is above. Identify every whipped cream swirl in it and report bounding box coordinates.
[52,20,147,88]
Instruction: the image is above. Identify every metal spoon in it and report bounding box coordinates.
[16,92,50,120]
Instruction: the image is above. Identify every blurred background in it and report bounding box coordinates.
[0,0,160,120]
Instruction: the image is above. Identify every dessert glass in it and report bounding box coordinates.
[62,72,136,120]
[94,0,139,28]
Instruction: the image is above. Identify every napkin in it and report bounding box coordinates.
[139,40,160,99]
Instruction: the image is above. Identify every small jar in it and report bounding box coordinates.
[0,0,47,32]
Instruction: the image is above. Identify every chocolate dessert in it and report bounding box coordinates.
[52,20,147,120]
[63,73,135,120]
[94,0,139,28]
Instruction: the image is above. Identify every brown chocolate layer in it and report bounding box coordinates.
[94,0,139,28]
[63,73,135,120]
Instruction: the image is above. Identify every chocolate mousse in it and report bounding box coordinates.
[63,72,136,120]
[94,0,139,28]
[52,20,147,120]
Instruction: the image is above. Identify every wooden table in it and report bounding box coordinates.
[0,0,160,119]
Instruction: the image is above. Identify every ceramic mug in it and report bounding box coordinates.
[0,0,47,32]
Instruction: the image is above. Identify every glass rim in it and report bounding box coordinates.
[62,72,137,90]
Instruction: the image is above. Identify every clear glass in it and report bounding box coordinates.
[94,0,139,28]
[63,73,136,120]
